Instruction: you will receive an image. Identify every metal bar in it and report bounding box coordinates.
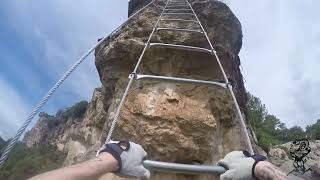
[157,27,203,34]
[161,18,198,23]
[170,1,187,2]
[104,0,171,143]
[143,160,226,175]
[0,0,157,169]
[163,12,194,16]
[134,74,228,88]
[186,0,254,154]
[166,5,190,8]
[149,43,212,54]
[168,3,188,6]
[165,9,191,11]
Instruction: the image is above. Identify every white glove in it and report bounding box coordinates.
[217,151,266,180]
[97,140,150,178]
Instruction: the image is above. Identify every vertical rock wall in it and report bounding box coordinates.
[94,0,256,179]
[24,1,258,179]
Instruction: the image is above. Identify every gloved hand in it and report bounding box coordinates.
[217,151,266,180]
[97,140,150,178]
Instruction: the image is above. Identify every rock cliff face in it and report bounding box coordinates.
[96,0,252,163]
[23,89,106,165]
[24,0,259,179]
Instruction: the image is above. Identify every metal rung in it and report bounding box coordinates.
[163,12,194,16]
[161,18,198,23]
[168,3,189,6]
[167,5,190,8]
[157,27,203,34]
[134,74,228,88]
[165,9,191,11]
[149,43,212,54]
[143,160,226,175]
[169,2,187,3]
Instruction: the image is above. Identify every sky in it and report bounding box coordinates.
[0,0,319,140]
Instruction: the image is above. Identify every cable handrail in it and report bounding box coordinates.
[0,0,157,169]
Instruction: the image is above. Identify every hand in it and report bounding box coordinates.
[217,151,266,180]
[97,141,150,178]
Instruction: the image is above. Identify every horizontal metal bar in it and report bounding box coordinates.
[157,27,203,34]
[143,160,226,175]
[134,74,228,88]
[161,18,199,23]
[167,5,190,8]
[165,9,191,11]
[170,1,187,3]
[149,43,212,54]
[163,12,195,16]
[168,4,189,6]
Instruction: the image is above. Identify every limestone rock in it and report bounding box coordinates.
[23,113,50,148]
[24,1,259,179]
[93,0,256,179]
[24,88,107,165]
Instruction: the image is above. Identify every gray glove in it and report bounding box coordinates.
[97,140,150,178]
[217,151,266,180]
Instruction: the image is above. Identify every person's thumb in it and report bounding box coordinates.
[220,169,236,180]
[137,165,150,179]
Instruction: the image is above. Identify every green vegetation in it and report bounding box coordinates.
[0,137,5,150]
[56,101,88,121]
[39,101,89,129]
[306,119,320,140]
[0,141,65,180]
[0,101,88,180]
[247,92,320,152]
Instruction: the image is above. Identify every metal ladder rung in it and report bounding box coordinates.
[167,5,190,8]
[168,3,189,6]
[161,18,198,23]
[149,43,212,54]
[134,74,228,88]
[165,9,191,11]
[157,27,203,34]
[143,160,226,175]
[163,12,194,16]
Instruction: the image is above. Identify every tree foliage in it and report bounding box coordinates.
[0,141,65,180]
[56,101,88,121]
[40,101,89,128]
[247,92,320,152]
[0,137,5,150]
[306,119,320,139]
[0,101,88,179]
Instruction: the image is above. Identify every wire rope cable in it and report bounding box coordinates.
[104,0,171,144]
[186,0,254,154]
[0,0,156,169]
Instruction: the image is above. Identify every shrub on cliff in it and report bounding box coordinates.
[56,101,88,121]
[0,137,5,150]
